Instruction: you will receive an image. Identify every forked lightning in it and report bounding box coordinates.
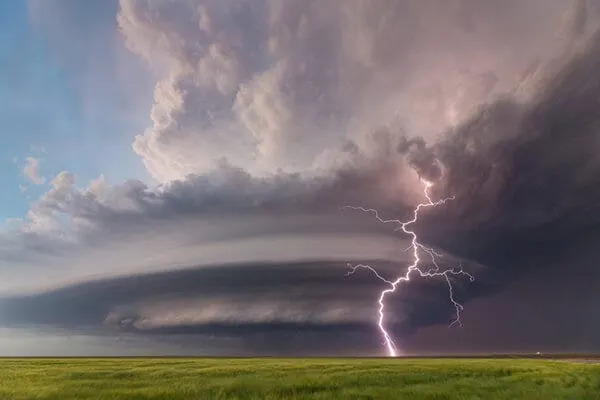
[345,180,474,357]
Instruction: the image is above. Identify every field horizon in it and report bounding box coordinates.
[2,353,599,359]
[1,357,599,399]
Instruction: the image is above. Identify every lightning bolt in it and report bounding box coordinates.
[344,180,474,357]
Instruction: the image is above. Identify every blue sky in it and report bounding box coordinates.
[0,0,152,222]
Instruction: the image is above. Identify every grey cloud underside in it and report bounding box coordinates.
[0,261,480,348]
[22,158,415,239]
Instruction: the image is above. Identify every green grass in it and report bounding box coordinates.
[0,358,599,399]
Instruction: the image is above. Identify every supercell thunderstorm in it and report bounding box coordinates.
[345,180,475,357]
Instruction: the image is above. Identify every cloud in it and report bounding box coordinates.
[424,32,600,256]
[22,157,46,185]
[5,22,600,344]
[117,0,591,182]
[0,151,433,294]
[24,171,75,234]
[0,260,481,354]
[3,0,600,354]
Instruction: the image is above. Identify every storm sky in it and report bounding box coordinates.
[1,0,599,356]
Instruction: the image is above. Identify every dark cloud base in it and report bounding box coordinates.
[0,260,485,354]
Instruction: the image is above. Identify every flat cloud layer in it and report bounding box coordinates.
[2,0,600,354]
[0,260,478,355]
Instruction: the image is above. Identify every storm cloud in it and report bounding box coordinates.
[2,0,600,355]
[0,260,481,355]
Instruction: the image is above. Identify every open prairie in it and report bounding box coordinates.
[0,358,599,399]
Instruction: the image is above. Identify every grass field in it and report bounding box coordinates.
[0,358,599,399]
